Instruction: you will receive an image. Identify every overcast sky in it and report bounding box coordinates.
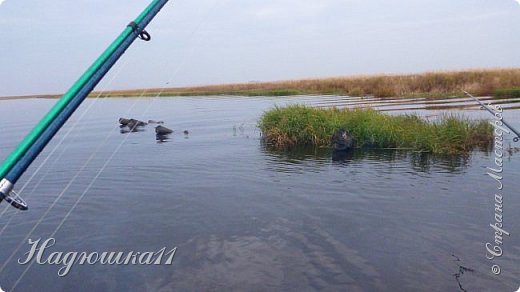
[0,0,519,96]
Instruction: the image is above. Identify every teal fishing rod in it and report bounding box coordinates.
[0,0,169,210]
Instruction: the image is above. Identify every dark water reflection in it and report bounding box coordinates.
[262,144,475,175]
[0,96,519,291]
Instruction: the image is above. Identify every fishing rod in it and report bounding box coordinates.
[463,90,520,142]
[0,0,170,210]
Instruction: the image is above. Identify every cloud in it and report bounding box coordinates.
[0,0,5,6]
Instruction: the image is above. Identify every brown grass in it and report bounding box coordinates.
[92,68,520,98]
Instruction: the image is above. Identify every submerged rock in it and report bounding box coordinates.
[119,117,176,138]
[119,117,131,126]
[148,120,164,124]
[131,119,147,126]
[332,129,354,151]
[155,125,173,135]
[127,119,147,131]
[119,117,147,128]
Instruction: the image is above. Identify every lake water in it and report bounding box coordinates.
[0,95,519,291]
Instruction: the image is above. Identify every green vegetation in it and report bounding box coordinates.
[258,105,493,154]
[90,68,520,99]
[494,87,520,98]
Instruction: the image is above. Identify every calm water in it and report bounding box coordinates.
[0,96,519,291]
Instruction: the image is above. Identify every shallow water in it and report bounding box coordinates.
[0,96,519,291]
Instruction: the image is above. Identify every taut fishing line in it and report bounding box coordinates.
[0,57,133,226]
[0,0,173,273]
[0,56,137,273]
[3,0,223,289]
[0,52,138,229]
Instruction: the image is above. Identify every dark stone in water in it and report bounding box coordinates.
[183,130,189,135]
[127,119,147,131]
[148,120,164,124]
[332,129,354,151]
[130,119,147,127]
[155,125,173,135]
[119,117,130,125]
[119,117,147,129]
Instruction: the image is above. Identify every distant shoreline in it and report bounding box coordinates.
[0,94,59,100]
[3,68,520,100]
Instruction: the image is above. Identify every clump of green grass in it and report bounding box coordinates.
[494,87,520,98]
[258,105,493,154]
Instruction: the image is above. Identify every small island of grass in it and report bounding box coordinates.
[259,105,493,154]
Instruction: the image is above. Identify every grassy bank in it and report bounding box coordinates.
[92,68,520,99]
[494,87,520,98]
[258,105,493,154]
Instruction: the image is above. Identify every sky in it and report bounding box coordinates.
[0,0,519,96]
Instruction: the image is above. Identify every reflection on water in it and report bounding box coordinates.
[0,96,519,291]
[331,149,355,163]
[308,95,520,112]
[155,134,171,143]
[261,143,476,174]
[408,152,472,174]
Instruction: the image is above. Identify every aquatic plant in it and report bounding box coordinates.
[258,105,493,154]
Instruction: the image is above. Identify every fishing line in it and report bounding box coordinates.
[0,0,171,216]
[0,97,145,277]
[33,0,226,228]
[11,100,157,289]
[0,116,126,276]
[0,56,133,230]
[0,20,163,267]
[8,0,223,288]
[16,60,137,199]
[8,79,162,291]
[0,83,148,287]
[0,61,140,275]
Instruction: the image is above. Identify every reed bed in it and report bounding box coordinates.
[258,105,493,154]
[94,68,520,99]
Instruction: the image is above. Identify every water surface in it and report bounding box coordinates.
[0,96,519,291]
